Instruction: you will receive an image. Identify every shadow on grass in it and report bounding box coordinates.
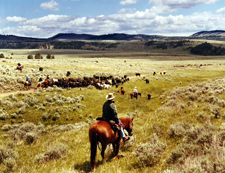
[74,160,106,173]
[74,153,124,172]
[74,161,91,173]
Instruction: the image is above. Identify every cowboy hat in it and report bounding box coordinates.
[106,93,115,100]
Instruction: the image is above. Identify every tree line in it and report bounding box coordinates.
[0,41,119,50]
[190,42,225,56]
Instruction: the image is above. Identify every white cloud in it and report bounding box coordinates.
[118,8,136,14]
[24,14,74,27]
[217,7,225,13]
[120,0,138,5]
[40,0,59,11]
[1,12,220,37]
[6,16,27,22]
[1,1,225,38]
[149,0,219,9]
[0,26,42,37]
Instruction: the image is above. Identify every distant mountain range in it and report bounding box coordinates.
[48,33,164,41]
[0,30,225,42]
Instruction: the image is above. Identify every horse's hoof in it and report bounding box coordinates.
[119,154,124,158]
[111,156,118,161]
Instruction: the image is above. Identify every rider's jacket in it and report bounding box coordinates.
[102,100,119,124]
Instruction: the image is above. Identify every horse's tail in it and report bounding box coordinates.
[89,126,98,170]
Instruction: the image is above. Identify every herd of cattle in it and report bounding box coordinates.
[17,66,156,99]
[35,74,130,90]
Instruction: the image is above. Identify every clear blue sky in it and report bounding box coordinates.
[0,0,225,38]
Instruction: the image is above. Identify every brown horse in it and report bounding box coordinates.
[34,82,45,90]
[43,79,57,88]
[16,66,24,72]
[89,117,134,171]
[130,92,141,99]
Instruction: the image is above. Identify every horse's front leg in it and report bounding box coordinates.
[111,142,120,161]
[112,143,116,154]
[101,143,107,164]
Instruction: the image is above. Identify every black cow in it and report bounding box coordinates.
[93,75,100,80]
[136,73,141,77]
[66,71,71,77]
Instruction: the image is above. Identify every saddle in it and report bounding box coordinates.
[96,117,120,131]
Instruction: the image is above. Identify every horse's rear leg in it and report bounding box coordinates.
[90,133,98,171]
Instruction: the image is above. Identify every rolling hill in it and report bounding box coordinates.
[0,30,225,42]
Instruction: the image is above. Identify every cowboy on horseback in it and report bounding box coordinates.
[102,93,130,142]
[133,86,138,99]
[26,76,32,85]
[16,62,24,72]
[46,75,51,85]
[38,76,43,83]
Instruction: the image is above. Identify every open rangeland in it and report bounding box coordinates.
[1,48,225,173]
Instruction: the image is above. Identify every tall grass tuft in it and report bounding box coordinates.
[34,143,68,164]
[0,146,18,171]
[132,133,167,167]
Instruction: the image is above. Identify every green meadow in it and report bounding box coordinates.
[1,42,225,172]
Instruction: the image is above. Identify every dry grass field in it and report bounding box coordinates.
[1,41,225,173]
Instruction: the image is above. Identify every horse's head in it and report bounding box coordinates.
[120,117,134,136]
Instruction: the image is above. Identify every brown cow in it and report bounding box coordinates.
[118,87,125,95]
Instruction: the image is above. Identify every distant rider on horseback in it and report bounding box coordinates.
[38,76,44,84]
[16,63,23,72]
[102,93,130,142]
[26,76,31,85]
[133,86,138,99]
[46,75,51,85]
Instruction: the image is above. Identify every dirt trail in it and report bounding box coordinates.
[0,90,35,98]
